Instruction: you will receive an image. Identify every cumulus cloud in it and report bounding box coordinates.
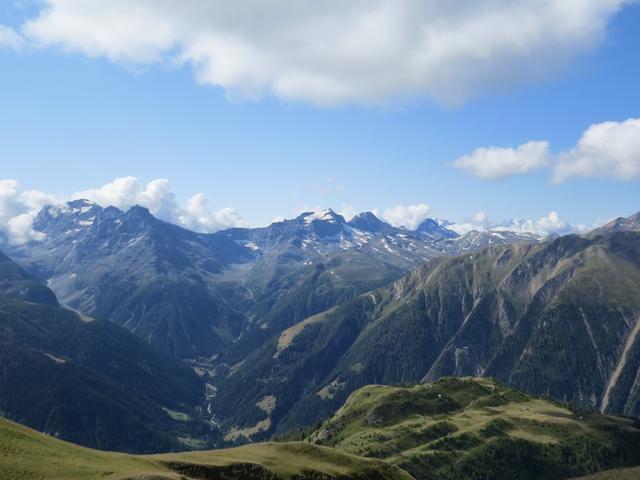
[21,0,631,105]
[179,193,247,232]
[0,24,23,50]
[454,141,551,180]
[382,204,430,230]
[0,177,247,245]
[74,177,247,232]
[455,118,640,183]
[499,212,571,236]
[471,212,488,224]
[0,179,58,245]
[449,210,589,236]
[553,118,640,182]
[337,203,357,222]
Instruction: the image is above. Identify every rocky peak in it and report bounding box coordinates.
[348,212,392,233]
[415,218,459,239]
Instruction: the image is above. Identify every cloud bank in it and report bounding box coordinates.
[75,177,248,232]
[449,210,590,237]
[22,0,631,105]
[455,118,640,182]
[0,180,605,245]
[454,141,551,180]
[0,177,247,245]
[0,180,56,244]
[554,118,640,182]
[381,204,431,230]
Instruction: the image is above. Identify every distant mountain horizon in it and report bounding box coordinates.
[9,198,579,244]
[2,199,640,455]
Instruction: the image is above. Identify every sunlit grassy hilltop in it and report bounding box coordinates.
[310,377,640,480]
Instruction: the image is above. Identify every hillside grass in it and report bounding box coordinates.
[0,417,168,480]
[0,417,411,480]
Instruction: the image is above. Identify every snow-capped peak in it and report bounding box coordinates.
[303,209,346,225]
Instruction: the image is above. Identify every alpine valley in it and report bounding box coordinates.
[2,202,640,480]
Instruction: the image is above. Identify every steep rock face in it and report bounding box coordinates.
[216,228,640,439]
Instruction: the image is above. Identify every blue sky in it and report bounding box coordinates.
[1,1,639,237]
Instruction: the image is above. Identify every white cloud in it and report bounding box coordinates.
[7,214,46,244]
[454,141,551,180]
[498,212,570,236]
[449,210,589,236]
[471,212,488,224]
[0,177,248,245]
[22,0,631,105]
[337,203,357,222]
[74,176,247,232]
[455,118,640,183]
[449,211,489,235]
[75,177,155,212]
[0,24,23,50]
[382,204,430,230]
[554,118,640,182]
[0,179,58,245]
[179,193,248,232]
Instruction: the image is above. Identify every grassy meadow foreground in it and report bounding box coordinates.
[0,416,409,480]
[2,378,640,480]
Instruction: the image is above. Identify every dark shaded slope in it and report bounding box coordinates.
[0,294,209,453]
[0,250,57,305]
[0,250,208,452]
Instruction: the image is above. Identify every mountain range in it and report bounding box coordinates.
[214,222,640,440]
[2,201,640,456]
[6,200,543,360]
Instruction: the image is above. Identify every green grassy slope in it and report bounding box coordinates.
[309,377,640,480]
[0,416,412,480]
